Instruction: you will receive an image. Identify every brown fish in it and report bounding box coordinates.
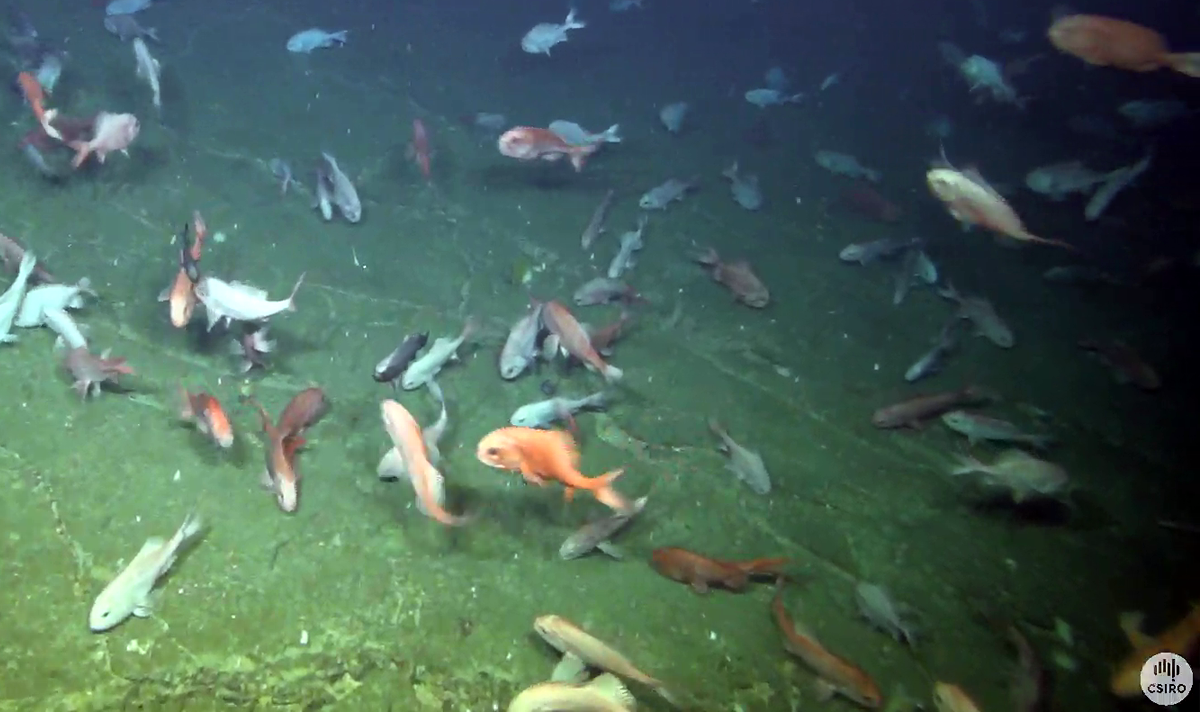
[1049,15,1200,76]
[691,247,770,307]
[650,547,787,593]
[542,300,623,382]
[871,385,992,429]
[1079,339,1160,390]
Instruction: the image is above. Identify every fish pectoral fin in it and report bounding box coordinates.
[596,541,625,559]
[550,652,589,683]
[689,579,710,594]
[562,486,576,502]
[813,678,838,702]
[517,462,546,486]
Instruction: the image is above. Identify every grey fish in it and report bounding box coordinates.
[708,417,771,494]
[581,188,615,250]
[855,582,919,648]
[373,331,429,387]
[941,410,1054,450]
[104,13,159,42]
[319,152,361,222]
[721,161,763,210]
[511,391,608,429]
[558,495,647,560]
[904,318,961,383]
[838,237,918,265]
[638,176,699,210]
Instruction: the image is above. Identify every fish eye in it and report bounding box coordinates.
[486,447,500,457]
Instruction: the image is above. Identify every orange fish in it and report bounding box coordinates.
[542,300,623,382]
[179,385,234,448]
[249,397,304,512]
[381,399,470,526]
[157,211,207,328]
[650,547,788,593]
[497,127,597,171]
[1049,15,1200,77]
[1111,603,1200,697]
[1078,339,1161,391]
[772,579,883,709]
[476,426,632,513]
[409,118,432,180]
[927,167,1075,250]
[16,71,61,140]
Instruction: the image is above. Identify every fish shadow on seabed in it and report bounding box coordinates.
[959,488,1112,530]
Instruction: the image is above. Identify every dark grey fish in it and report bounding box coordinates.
[904,318,961,383]
[373,332,428,386]
[558,495,647,560]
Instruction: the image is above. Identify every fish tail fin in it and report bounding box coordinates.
[601,364,623,383]
[69,140,91,169]
[287,272,306,310]
[590,469,632,512]
[950,453,984,476]
[740,557,790,576]
[1168,52,1200,77]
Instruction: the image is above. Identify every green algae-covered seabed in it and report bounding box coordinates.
[1,1,1191,710]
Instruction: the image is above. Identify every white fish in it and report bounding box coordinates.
[0,251,37,342]
[286,28,348,53]
[521,9,585,55]
[607,214,647,279]
[744,88,803,108]
[511,392,609,429]
[499,304,543,380]
[819,72,841,91]
[320,153,361,222]
[400,318,475,390]
[14,278,92,328]
[106,0,151,15]
[195,273,305,330]
[549,120,620,147]
[89,512,203,632]
[132,37,161,111]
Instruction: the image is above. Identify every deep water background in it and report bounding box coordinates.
[1,0,1198,709]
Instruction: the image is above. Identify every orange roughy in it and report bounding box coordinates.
[476,426,632,514]
[651,547,788,593]
[381,399,470,526]
[16,71,60,140]
[772,579,883,709]
[1110,603,1200,697]
[180,384,234,448]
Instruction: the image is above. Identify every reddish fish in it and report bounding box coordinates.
[692,247,770,307]
[651,547,788,593]
[498,127,597,171]
[179,385,234,447]
[63,347,135,399]
[248,397,304,512]
[1048,15,1200,77]
[772,579,883,708]
[410,118,432,180]
[871,385,993,429]
[1079,339,1160,391]
[542,300,623,382]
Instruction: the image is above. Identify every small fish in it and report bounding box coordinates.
[179,385,234,447]
[607,214,647,279]
[744,88,803,107]
[286,28,347,53]
[508,674,635,712]
[580,188,615,250]
[692,248,769,308]
[941,410,1055,450]
[89,512,204,631]
[573,277,641,306]
[638,176,699,210]
[855,582,919,648]
[132,37,161,111]
[939,281,1013,348]
[269,158,297,195]
[381,399,470,525]
[400,319,474,390]
[927,165,1073,249]
[950,449,1070,503]
[905,318,961,383]
[499,305,542,380]
[195,273,304,329]
[319,152,361,222]
[511,391,608,430]
[542,301,623,382]
[230,324,274,373]
[721,161,763,210]
[104,13,159,42]
[708,418,771,494]
[498,126,597,171]
[374,331,429,386]
[838,237,918,265]
[549,120,621,147]
[652,547,788,593]
[559,495,647,560]
[520,9,585,55]
[62,346,134,399]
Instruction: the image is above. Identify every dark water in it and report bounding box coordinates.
[1,0,1198,709]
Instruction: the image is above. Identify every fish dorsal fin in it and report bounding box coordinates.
[228,282,268,299]
[962,167,1004,200]
[586,673,637,709]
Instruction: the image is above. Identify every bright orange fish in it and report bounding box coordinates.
[1111,603,1200,697]
[158,211,207,328]
[16,71,60,139]
[476,426,632,513]
[1049,15,1200,77]
[179,385,234,448]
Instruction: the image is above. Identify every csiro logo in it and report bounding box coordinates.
[1141,652,1193,706]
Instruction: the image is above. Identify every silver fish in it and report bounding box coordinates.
[559,495,647,560]
[581,188,615,250]
[904,318,961,382]
[511,391,608,429]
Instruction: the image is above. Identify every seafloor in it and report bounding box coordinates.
[0,0,1193,710]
